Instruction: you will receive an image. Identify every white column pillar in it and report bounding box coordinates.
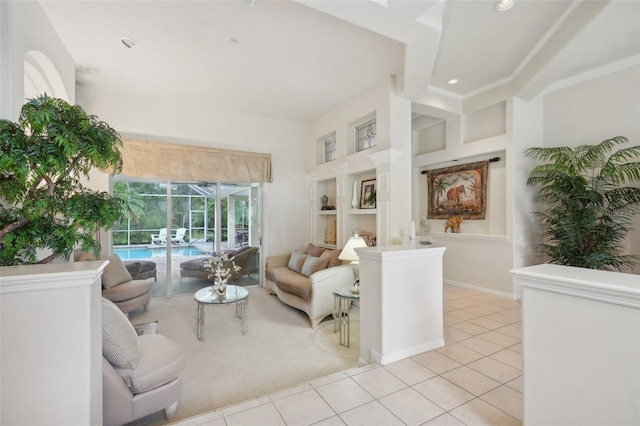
[511,264,640,425]
[357,242,446,365]
[1,261,107,425]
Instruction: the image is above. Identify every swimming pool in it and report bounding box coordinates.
[114,247,206,260]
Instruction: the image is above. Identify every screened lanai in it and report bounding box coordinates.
[112,179,260,297]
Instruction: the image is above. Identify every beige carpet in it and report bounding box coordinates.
[126,285,360,425]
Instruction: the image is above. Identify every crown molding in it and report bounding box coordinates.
[544,55,640,95]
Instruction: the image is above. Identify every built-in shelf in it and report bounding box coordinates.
[317,210,337,215]
[349,209,376,215]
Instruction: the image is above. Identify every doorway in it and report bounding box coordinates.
[112,178,261,297]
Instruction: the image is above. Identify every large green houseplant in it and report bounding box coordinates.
[0,95,124,266]
[525,136,640,271]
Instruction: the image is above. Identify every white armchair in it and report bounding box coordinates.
[102,298,184,426]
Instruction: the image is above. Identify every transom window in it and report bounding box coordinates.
[324,135,336,163]
[356,118,377,152]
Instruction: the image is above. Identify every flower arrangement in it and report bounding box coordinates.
[202,251,241,296]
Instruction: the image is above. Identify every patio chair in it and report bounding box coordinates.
[151,228,167,244]
[179,246,259,282]
[171,228,187,244]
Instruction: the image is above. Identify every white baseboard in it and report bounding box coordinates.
[369,349,382,365]
[444,279,518,300]
[370,339,444,365]
[379,341,444,365]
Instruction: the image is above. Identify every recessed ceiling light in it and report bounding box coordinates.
[494,0,514,12]
[447,79,459,85]
[119,37,137,49]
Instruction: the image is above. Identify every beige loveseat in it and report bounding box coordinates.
[265,244,354,328]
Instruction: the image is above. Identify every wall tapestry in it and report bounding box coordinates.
[426,161,488,219]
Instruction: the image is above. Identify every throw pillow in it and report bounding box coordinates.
[287,250,307,274]
[300,255,330,277]
[320,249,342,268]
[101,255,132,289]
[102,298,140,369]
[305,243,327,257]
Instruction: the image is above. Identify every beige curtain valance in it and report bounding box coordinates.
[118,138,272,183]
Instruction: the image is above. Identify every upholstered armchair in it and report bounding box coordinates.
[76,251,151,315]
[102,298,184,425]
[100,255,151,314]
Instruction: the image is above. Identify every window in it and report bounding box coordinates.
[356,118,377,152]
[324,135,336,163]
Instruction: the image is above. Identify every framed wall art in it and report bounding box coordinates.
[426,161,488,219]
[359,179,376,209]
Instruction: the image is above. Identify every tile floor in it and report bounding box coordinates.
[173,285,523,426]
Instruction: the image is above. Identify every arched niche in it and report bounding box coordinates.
[23,50,69,101]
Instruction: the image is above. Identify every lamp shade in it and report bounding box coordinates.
[339,236,368,263]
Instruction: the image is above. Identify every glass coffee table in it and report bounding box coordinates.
[194,285,249,340]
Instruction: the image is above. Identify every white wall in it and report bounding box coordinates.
[412,88,514,296]
[309,80,391,175]
[0,262,106,426]
[77,87,311,259]
[543,64,640,274]
[0,1,75,120]
[512,264,640,425]
[543,64,640,147]
[512,95,544,270]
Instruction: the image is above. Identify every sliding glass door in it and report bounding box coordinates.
[112,178,261,297]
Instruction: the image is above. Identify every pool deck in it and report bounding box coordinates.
[115,242,234,256]
[113,241,255,297]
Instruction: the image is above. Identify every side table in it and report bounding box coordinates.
[332,287,359,347]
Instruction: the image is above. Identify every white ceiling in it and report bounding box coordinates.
[39,0,640,122]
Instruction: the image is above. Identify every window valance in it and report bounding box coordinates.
[118,138,272,183]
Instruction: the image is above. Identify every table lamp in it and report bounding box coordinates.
[338,235,368,294]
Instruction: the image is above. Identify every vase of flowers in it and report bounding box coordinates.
[202,251,241,299]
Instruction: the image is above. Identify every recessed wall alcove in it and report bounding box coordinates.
[410,101,508,238]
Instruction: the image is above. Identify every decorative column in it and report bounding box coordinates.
[367,148,405,246]
[357,242,446,365]
[511,264,640,425]
[329,162,349,248]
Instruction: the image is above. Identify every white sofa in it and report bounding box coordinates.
[265,245,354,328]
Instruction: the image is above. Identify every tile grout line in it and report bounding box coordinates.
[177,287,523,426]
[438,293,523,423]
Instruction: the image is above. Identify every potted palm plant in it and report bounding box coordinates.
[0,94,124,266]
[525,136,640,271]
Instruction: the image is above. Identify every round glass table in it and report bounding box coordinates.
[332,287,359,347]
[194,285,249,340]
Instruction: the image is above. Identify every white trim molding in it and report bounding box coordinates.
[0,261,108,294]
[511,263,640,309]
